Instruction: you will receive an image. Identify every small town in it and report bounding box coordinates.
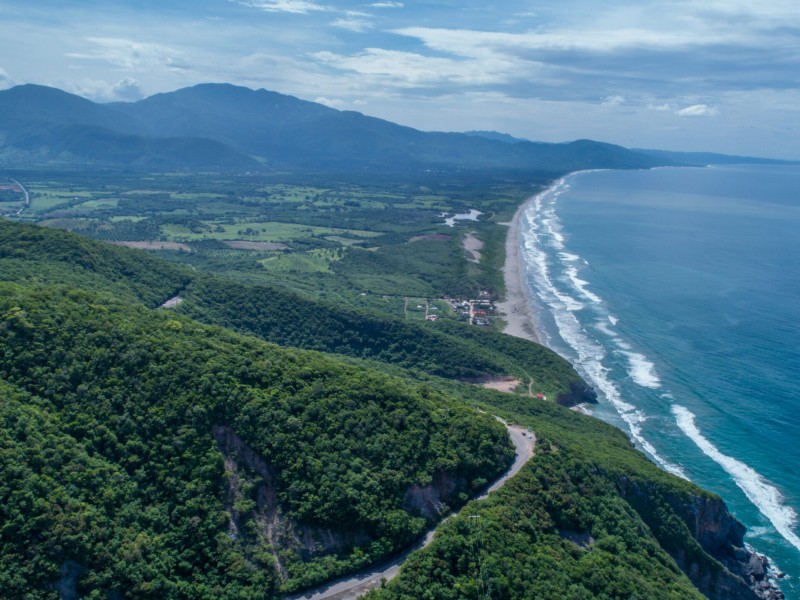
[444,290,497,327]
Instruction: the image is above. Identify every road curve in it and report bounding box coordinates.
[287,419,536,600]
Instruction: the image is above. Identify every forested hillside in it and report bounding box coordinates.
[0,280,511,595]
[0,220,593,404]
[367,392,765,600]
[0,219,774,599]
[0,219,190,306]
[176,277,593,404]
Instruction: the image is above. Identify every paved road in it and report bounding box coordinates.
[288,419,536,600]
[3,178,29,217]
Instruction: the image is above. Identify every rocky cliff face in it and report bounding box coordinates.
[402,472,467,521]
[617,476,784,600]
[212,425,372,580]
[556,380,598,407]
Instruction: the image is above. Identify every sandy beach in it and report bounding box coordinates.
[496,196,543,344]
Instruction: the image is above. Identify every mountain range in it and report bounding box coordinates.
[0,83,673,173]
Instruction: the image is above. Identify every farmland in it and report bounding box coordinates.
[8,169,546,321]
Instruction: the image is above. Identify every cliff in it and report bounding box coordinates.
[618,476,784,599]
[556,379,598,407]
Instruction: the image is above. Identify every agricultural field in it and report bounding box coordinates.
[6,169,549,318]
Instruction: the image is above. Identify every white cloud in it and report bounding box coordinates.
[63,77,146,102]
[368,1,403,7]
[602,95,626,106]
[331,13,373,32]
[647,102,674,111]
[677,104,719,117]
[315,96,343,108]
[111,77,144,101]
[67,38,185,71]
[231,0,329,13]
[392,26,739,57]
[311,47,519,87]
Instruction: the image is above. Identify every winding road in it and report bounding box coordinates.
[3,178,29,217]
[288,420,536,600]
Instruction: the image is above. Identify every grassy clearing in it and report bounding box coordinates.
[70,198,120,211]
[161,221,382,243]
[259,248,343,274]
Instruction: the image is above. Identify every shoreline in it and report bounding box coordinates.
[494,172,790,600]
[496,194,542,344]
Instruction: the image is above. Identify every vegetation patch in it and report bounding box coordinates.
[107,240,192,251]
[224,240,290,250]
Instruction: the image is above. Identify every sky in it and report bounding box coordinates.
[1,0,799,159]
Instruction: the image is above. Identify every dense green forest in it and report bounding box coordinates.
[367,393,754,600]
[0,280,511,596]
[176,277,592,403]
[0,218,767,599]
[0,220,592,403]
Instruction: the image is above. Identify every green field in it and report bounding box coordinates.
[6,169,552,313]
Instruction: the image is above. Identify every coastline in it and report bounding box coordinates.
[494,170,791,600]
[496,194,542,344]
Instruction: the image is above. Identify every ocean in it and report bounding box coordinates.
[518,164,800,597]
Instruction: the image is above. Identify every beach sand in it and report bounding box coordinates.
[496,197,542,344]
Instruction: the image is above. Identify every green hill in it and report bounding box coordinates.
[0,219,775,599]
[0,220,594,404]
[0,280,511,596]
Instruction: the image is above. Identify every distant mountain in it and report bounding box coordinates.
[0,84,258,169]
[0,83,672,172]
[464,130,530,144]
[634,148,798,166]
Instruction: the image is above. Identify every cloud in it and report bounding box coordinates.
[677,104,719,117]
[64,77,146,102]
[392,26,738,57]
[111,77,144,101]
[67,38,186,71]
[368,1,403,7]
[0,67,11,89]
[311,48,518,87]
[602,95,626,106]
[231,0,329,14]
[647,102,674,111]
[331,12,373,32]
[315,96,345,108]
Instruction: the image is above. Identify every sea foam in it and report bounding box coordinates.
[621,351,662,389]
[521,177,684,478]
[673,405,800,552]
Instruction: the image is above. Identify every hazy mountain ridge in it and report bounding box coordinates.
[634,148,798,166]
[1,83,670,172]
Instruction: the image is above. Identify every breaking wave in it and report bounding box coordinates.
[674,405,800,552]
[520,176,683,478]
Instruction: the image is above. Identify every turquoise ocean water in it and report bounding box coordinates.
[518,164,800,597]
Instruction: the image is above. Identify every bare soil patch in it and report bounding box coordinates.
[463,232,484,263]
[480,377,522,394]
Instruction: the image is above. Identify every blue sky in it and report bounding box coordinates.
[1,0,799,158]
